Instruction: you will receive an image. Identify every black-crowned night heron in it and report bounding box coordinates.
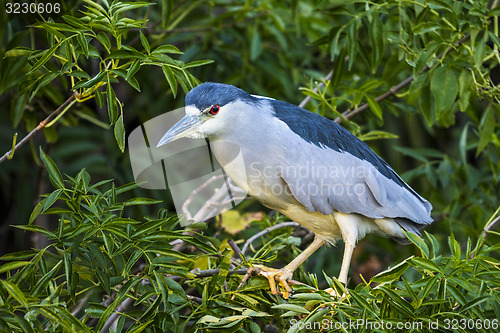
[157,82,433,297]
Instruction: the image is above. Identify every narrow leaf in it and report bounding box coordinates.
[139,31,150,54]
[183,59,214,69]
[28,41,62,74]
[476,107,495,155]
[106,79,118,124]
[153,44,182,54]
[0,280,29,309]
[39,148,64,189]
[430,66,458,118]
[114,114,125,152]
[162,64,177,98]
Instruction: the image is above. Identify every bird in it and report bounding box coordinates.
[157,82,433,297]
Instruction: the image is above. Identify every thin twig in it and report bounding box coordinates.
[186,294,203,304]
[299,70,333,108]
[231,267,256,300]
[99,297,134,333]
[482,215,500,240]
[0,92,77,164]
[241,222,299,255]
[228,239,245,260]
[194,268,249,278]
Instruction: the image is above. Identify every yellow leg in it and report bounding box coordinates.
[324,212,359,297]
[338,242,355,284]
[253,237,325,298]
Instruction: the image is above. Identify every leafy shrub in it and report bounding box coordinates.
[0,154,499,332]
[1,0,500,332]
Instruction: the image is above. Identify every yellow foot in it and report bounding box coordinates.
[252,264,294,298]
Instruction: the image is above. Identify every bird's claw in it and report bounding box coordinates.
[251,264,295,298]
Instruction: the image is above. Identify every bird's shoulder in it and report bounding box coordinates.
[269,99,408,189]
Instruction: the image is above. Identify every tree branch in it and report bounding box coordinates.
[335,33,471,124]
[299,71,333,108]
[241,222,300,255]
[0,92,77,164]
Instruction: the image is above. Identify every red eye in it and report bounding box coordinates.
[209,104,220,115]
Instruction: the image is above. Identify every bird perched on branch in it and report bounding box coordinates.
[157,82,433,298]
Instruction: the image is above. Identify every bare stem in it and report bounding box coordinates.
[0,93,77,164]
[299,71,333,108]
[241,222,300,255]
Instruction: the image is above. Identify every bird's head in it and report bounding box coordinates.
[157,82,258,147]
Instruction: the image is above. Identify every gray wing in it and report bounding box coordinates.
[280,141,433,225]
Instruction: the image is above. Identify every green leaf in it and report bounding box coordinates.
[11,94,27,127]
[271,304,310,315]
[380,286,414,316]
[73,71,106,90]
[347,20,359,70]
[4,47,33,57]
[330,48,346,91]
[409,257,441,273]
[183,59,214,69]
[476,107,495,155]
[29,72,60,102]
[126,59,141,81]
[0,261,31,274]
[139,31,150,54]
[371,257,411,283]
[250,28,262,61]
[28,41,62,74]
[95,88,104,107]
[107,49,146,60]
[83,0,107,14]
[77,33,89,57]
[67,70,91,79]
[63,251,74,301]
[43,189,62,212]
[36,22,67,39]
[62,15,89,29]
[114,114,125,152]
[197,315,220,324]
[404,231,429,258]
[474,31,487,68]
[162,65,177,98]
[458,70,472,111]
[112,2,151,16]
[123,198,162,206]
[152,44,183,54]
[127,77,141,92]
[29,200,46,224]
[430,66,458,118]
[96,31,111,51]
[290,293,324,301]
[32,261,62,296]
[370,15,384,71]
[106,79,118,124]
[0,280,29,309]
[365,95,383,120]
[39,148,64,189]
[161,0,173,29]
[14,225,56,238]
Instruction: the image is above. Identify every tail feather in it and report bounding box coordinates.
[391,217,429,245]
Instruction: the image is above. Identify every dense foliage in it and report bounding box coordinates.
[1,0,499,332]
